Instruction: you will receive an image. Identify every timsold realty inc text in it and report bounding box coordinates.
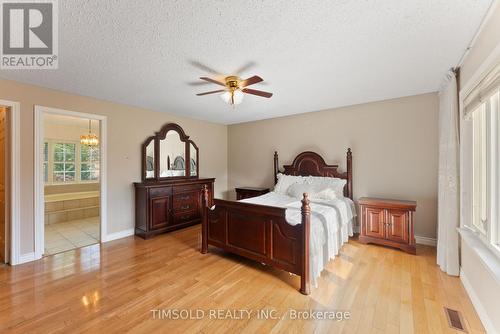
[151,309,351,321]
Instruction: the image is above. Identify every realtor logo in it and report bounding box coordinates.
[1,0,58,69]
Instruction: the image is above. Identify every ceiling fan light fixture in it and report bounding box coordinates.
[220,89,244,106]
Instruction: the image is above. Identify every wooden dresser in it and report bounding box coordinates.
[358,197,416,254]
[134,178,214,239]
[134,122,215,239]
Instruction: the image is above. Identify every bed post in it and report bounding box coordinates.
[201,185,209,254]
[273,151,279,184]
[300,193,311,295]
[346,148,353,199]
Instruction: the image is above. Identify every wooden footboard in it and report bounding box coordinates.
[201,186,311,295]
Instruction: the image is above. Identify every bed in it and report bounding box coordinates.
[200,149,354,294]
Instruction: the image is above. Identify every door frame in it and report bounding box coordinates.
[0,100,20,264]
[34,106,107,259]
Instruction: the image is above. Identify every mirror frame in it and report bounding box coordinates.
[188,140,199,177]
[142,135,156,181]
[141,123,199,181]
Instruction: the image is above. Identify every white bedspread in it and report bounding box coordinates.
[240,192,356,286]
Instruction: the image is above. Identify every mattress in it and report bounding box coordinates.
[240,191,356,287]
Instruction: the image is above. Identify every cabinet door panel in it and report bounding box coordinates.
[364,207,385,239]
[386,209,409,244]
[150,196,170,230]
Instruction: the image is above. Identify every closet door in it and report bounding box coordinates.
[385,209,409,244]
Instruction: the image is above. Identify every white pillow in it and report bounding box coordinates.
[314,187,338,200]
[287,182,319,199]
[287,182,338,200]
[304,176,346,198]
[274,173,304,195]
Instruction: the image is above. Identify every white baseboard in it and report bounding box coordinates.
[102,228,134,243]
[415,235,437,246]
[16,252,36,265]
[460,268,498,334]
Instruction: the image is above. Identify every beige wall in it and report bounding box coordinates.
[0,79,228,255]
[458,3,500,333]
[228,92,439,239]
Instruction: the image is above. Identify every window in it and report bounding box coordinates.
[43,142,48,183]
[471,88,500,251]
[53,143,76,182]
[80,145,99,181]
[44,141,100,184]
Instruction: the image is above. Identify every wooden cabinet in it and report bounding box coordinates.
[358,197,416,254]
[134,178,214,239]
[235,187,270,200]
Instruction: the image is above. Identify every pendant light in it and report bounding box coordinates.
[80,119,99,146]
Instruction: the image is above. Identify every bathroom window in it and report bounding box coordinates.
[53,143,76,182]
[80,145,100,181]
[43,142,49,183]
[45,140,100,184]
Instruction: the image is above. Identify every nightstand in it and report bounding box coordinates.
[235,187,270,200]
[358,197,417,254]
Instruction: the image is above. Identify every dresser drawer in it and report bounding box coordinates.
[173,183,209,194]
[173,191,199,212]
[149,186,172,198]
[173,210,200,224]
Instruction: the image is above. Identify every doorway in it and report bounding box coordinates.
[34,106,107,258]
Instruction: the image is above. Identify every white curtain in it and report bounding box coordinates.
[437,71,460,276]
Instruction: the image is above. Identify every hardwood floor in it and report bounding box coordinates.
[0,225,485,333]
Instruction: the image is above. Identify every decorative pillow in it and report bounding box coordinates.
[314,187,338,200]
[304,176,346,197]
[287,182,319,199]
[286,182,339,200]
[274,173,304,195]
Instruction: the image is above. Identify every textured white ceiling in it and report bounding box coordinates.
[0,0,493,124]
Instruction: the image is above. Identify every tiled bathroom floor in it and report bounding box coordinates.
[44,217,100,255]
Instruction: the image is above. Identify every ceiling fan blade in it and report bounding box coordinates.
[242,88,273,98]
[240,75,263,87]
[199,77,226,86]
[196,89,226,96]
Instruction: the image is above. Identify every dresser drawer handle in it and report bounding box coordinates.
[179,195,191,201]
[180,204,191,210]
[180,214,192,220]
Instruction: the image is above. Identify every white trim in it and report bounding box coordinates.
[0,100,21,265]
[460,268,498,334]
[460,40,500,102]
[102,228,134,243]
[415,235,437,246]
[34,106,108,260]
[458,227,500,285]
[17,252,36,265]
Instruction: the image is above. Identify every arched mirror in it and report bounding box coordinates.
[141,123,199,181]
[160,131,186,178]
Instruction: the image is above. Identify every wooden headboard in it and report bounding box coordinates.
[273,149,353,199]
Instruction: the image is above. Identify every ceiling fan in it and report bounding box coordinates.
[196,75,273,106]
